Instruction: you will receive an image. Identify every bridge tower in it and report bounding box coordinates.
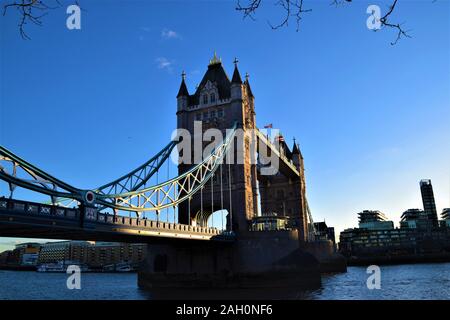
[258,140,309,242]
[176,54,258,232]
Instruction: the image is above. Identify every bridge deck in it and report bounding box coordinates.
[0,199,234,243]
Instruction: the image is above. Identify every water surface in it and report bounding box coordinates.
[1,263,449,300]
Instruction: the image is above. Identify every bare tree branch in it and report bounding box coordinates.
[269,0,312,31]
[236,0,261,21]
[330,0,351,8]
[237,0,415,44]
[236,0,311,32]
[2,0,63,39]
[378,0,411,45]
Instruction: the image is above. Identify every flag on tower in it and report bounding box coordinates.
[264,123,273,129]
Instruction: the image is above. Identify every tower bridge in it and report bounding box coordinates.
[0,54,345,291]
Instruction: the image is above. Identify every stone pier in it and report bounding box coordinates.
[138,230,325,296]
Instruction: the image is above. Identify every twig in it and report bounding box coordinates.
[3,0,63,39]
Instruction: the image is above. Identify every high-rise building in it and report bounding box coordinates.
[420,179,438,228]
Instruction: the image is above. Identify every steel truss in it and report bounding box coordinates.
[95,123,237,214]
[0,146,82,203]
[0,124,237,217]
[96,140,176,195]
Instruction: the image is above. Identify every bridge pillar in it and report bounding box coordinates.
[138,230,321,296]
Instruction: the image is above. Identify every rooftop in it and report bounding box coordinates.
[357,210,389,223]
[420,179,432,186]
[177,53,254,106]
[401,208,424,221]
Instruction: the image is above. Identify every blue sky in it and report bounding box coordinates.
[0,0,449,251]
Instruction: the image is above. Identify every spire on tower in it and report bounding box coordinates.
[244,72,254,97]
[291,138,303,160]
[177,70,189,98]
[231,57,243,84]
[292,139,300,155]
[209,51,222,66]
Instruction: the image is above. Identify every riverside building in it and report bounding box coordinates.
[339,180,450,263]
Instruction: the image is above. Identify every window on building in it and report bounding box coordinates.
[203,94,208,104]
[210,93,216,103]
[210,110,216,118]
[218,108,224,117]
[196,113,202,121]
[203,112,209,119]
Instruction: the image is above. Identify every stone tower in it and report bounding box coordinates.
[258,139,309,242]
[176,54,259,232]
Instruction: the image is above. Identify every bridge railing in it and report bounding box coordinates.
[0,197,79,219]
[0,198,222,236]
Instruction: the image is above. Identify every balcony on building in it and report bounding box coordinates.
[357,210,394,230]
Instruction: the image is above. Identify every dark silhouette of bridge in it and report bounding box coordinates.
[0,55,345,291]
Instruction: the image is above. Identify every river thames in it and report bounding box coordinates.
[1,263,449,300]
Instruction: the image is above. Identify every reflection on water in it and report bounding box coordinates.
[1,262,450,300]
[0,271,151,300]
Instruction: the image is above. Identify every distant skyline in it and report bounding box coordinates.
[1,0,449,251]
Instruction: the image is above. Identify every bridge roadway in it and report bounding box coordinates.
[0,198,234,243]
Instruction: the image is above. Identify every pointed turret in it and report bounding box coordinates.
[244,72,254,97]
[292,139,303,159]
[231,58,243,84]
[231,57,243,101]
[292,141,300,155]
[177,71,189,98]
[177,71,189,113]
[291,138,304,172]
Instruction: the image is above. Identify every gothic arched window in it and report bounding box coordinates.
[210,93,216,103]
[203,94,208,104]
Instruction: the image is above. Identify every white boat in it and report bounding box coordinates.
[37,261,89,273]
[115,262,132,272]
[37,262,65,272]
